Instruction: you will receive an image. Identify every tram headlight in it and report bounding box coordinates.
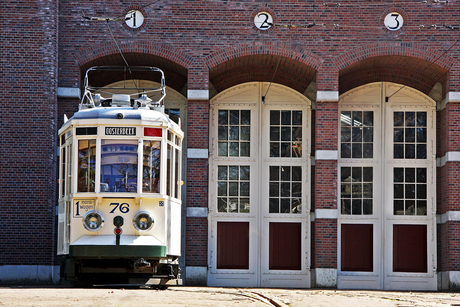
[82,211,104,232]
[133,211,154,232]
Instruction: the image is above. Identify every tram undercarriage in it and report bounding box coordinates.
[61,256,181,287]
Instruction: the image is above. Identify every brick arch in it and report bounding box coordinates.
[75,40,194,69]
[334,43,454,96]
[74,40,194,93]
[206,42,323,94]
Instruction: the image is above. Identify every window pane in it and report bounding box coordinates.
[352,127,362,142]
[218,166,227,180]
[270,110,302,158]
[241,110,251,125]
[417,112,427,126]
[352,199,362,214]
[393,167,428,216]
[270,110,280,125]
[393,111,427,160]
[218,126,228,141]
[281,111,291,125]
[340,167,373,215]
[281,199,291,213]
[363,167,373,181]
[353,111,362,126]
[270,182,280,197]
[352,143,362,158]
[142,140,161,193]
[405,112,415,126]
[341,143,351,158]
[218,142,228,156]
[229,166,239,180]
[229,142,239,156]
[341,127,351,142]
[341,111,352,126]
[240,182,249,196]
[217,165,250,213]
[101,139,138,193]
[78,140,96,193]
[417,144,427,159]
[269,198,279,213]
[241,126,250,141]
[394,112,404,126]
[394,128,404,142]
[218,109,251,157]
[218,198,227,212]
[229,126,239,140]
[218,110,228,125]
[363,199,373,215]
[341,199,351,214]
[230,110,239,125]
[269,165,302,214]
[218,182,227,196]
[363,111,373,126]
[363,127,373,142]
[240,142,250,157]
[405,128,415,142]
[292,111,302,125]
[229,182,239,196]
[341,111,374,159]
[417,200,427,215]
[240,166,250,180]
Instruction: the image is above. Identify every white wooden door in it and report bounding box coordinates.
[337,82,437,291]
[208,82,311,287]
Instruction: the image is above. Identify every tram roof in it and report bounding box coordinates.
[65,107,181,132]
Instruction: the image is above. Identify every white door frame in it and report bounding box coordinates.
[337,82,437,291]
[208,82,311,288]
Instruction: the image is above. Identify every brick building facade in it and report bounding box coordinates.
[2,0,460,290]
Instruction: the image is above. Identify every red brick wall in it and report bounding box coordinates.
[314,102,339,268]
[185,101,209,266]
[1,0,58,265]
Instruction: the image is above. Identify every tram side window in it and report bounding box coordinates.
[175,147,181,199]
[166,143,171,196]
[143,141,161,193]
[101,139,138,193]
[78,140,96,192]
[61,143,72,196]
[60,146,66,198]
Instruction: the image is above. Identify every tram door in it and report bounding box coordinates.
[338,82,437,291]
[208,82,311,288]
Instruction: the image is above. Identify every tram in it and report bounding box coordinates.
[57,66,183,287]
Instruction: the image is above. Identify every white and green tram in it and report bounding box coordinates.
[58,66,183,287]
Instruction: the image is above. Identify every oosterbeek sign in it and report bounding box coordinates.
[105,127,136,136]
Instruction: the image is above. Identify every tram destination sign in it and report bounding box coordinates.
[105,127,137,136]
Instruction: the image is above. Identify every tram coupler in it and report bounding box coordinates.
[134,258,151,272]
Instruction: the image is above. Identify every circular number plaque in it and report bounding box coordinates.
[125,10,144,29]
[384,12,403,31]
[254,12,273,30]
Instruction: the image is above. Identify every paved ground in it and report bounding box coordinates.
[0,286,459,306]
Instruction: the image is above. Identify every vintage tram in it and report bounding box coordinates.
[57,66,183,287]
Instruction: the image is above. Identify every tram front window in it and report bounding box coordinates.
[101,139,138,193]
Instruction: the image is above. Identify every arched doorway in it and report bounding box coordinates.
[207,82,312,288]
[337,82,437,290]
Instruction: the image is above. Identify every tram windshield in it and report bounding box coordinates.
[100,139,138,193]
